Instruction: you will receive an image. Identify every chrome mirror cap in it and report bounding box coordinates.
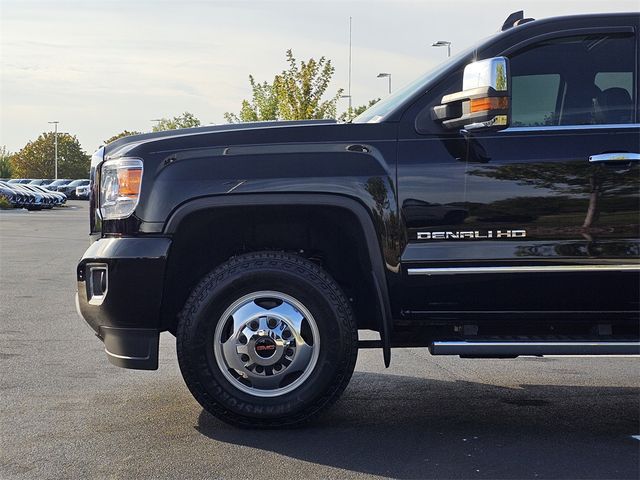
[463,57,508,91]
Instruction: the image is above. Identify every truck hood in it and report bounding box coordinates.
[104,119,338,160]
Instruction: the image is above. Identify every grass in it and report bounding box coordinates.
[0,194,13,209]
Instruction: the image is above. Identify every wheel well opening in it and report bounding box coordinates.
[161,204,381,333]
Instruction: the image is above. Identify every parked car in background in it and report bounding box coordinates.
[0,181,68,209]
[42,179,72,190]
[30,185,67,205]
[57,179,90,199]
[76,185,90,200]
[0,181,43,210]
[0,181,26,203]
[7,179,33,184]
[21,185,55,209]
[28,179,55,186]
[0,183,22,207]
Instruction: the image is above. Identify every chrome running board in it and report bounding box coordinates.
[429,341,640,356]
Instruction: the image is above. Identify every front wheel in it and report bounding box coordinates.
[176,251,358,428]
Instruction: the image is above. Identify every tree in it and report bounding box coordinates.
[225,49,342,122]
[152,112,201,132]
[339,98,380,122]
[224,76,278,123]
[104,130,142,144]
[0,146,13,178]
[11,133,90,179]
[274,50,342,120]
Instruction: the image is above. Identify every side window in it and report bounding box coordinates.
[509,33,636,127]
[511,74,560,126]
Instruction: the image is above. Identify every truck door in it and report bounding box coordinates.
[398,28,639,320]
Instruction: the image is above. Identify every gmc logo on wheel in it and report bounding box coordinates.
[256,344,276,351]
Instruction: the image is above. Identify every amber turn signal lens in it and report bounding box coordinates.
[117,167,142,197]
[469,96,509,113]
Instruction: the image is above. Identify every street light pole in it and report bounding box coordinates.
[377,73,392,94]
[340,95,352,120]
[48,121,59,179]
[347,16,353,117]
[431,40,452,57]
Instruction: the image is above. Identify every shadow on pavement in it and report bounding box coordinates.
[196,371,639,479]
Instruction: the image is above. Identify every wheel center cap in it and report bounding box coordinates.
[254,337,277,358]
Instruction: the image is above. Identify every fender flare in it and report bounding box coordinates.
[164,193,392,367]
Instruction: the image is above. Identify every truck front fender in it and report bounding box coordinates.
[164,193,393,366]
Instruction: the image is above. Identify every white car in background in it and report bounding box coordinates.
[76,184,90,200]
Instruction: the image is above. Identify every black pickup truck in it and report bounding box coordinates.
[77,12,639,427]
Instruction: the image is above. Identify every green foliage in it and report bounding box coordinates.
[225,49,342,122]
[11,132,90,179]
[0,146,14,178]
[339,98,381,122]
[104,130,143,144]
[274,50,343,120]
[224,76,278,123]
[495,63,507,91]
[152,112,201,132]
[0,193,12,209]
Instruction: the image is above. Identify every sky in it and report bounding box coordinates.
[1,0,637,153]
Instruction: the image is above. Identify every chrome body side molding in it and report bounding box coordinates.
[407,264,640,276]
[430,341,640,356]
[502,123,640,133]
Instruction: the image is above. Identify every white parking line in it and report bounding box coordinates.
[632,435,640,441]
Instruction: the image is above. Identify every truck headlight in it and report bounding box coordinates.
[100,158,143,220]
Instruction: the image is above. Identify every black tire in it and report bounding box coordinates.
[176,251,358,428]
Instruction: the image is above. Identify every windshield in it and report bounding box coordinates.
[352,42,480,123]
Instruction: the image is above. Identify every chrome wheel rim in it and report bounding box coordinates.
[213,291,320,397]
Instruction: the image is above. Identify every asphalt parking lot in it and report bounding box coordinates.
[1,202,639,479]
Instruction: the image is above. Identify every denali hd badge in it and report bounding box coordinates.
[417,230,527,240]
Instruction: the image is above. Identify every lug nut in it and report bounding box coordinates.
[282,329,291,339]
[285,348,294,357]
[267,318,278,328]
[273,363,282,371]
[255,365,264,373]
[241,354,250,362]
[239,335,247,344]
[249,320,259,330]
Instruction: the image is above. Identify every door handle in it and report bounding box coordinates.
[589,152,640,163]
[346,144,370,153]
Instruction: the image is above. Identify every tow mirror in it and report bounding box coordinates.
[433,57,509,130]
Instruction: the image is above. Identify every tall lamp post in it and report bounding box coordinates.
[377,73,392,94]
[347,16,352,117]
[431,40,452,57]
[48,121,59,179]
[340,94,353,120]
